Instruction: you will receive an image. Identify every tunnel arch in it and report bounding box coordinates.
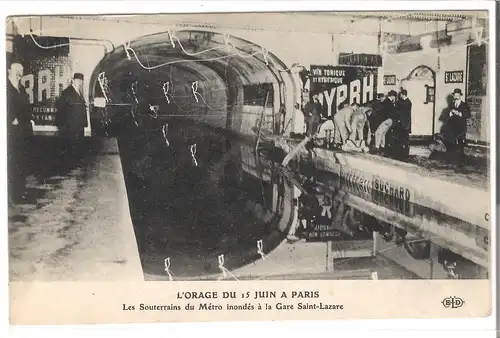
[89,29,298,137]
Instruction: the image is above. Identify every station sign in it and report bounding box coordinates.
[309,65,378,118]
[424,85,435,104]
[444,70,464,84]
[383,75,397,86]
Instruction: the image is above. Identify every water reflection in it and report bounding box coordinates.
[117,118,488,280]
[118,119,290,280]
[284,158,488,280]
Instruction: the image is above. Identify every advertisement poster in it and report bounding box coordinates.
[11,34,100,136]
[13,35,73,129]
[309,65,378,118]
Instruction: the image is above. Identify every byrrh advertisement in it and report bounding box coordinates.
[309,65,378,118]
[6,9,494,327]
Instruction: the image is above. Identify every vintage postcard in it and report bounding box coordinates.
[5,5,495,326]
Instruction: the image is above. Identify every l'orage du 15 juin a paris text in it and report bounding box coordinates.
[175,290,321,300]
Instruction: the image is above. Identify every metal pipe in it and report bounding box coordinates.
[6,33,115,52]
[67,37,114,52]
[69,39,111,54]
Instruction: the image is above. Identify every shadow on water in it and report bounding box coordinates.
[117,118,489,280]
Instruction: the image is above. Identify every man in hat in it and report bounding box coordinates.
[56,73,88,157]
[373,90,398,152]
[7,60,34,203]
[447,88,471,155]
[389,88,413,159]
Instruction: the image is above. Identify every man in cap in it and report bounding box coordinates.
[7,60,34,203]
[371,93,386,112]
[373,90,398,153]
[301,93,322,138]
[397,89,412,134]
[56,73,88,158]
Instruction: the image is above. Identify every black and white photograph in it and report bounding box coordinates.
[4,4,496,326]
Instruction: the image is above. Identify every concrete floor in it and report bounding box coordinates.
[8,138,143,281]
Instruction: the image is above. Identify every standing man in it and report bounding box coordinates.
[7,60,34,204]
[367,93,386,147]
[392,89,413,159]
[301,93,322,138]
[448,88,471,156]
[373,90,397,153]
[398,89,412,135]
[370,93,386,114]
[56,73,88,159]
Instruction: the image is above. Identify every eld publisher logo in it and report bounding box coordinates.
[442,296,465,309]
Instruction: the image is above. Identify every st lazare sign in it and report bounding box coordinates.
[444,70,464,84]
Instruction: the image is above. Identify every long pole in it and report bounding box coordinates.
[281,136,310,166]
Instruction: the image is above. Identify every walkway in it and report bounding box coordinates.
[8,137,143,281]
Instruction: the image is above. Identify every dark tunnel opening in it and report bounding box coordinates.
[85,31,297,279]
[88,30,294,136]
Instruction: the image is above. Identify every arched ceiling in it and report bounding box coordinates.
[91,30,286,120]
[94,30,281,92]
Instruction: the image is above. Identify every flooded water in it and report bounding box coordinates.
[117,118,489,280]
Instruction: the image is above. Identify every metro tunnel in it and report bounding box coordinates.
[71,30,488,281]
[86,31,297,279]
[89,30,292,136]
[8,26,489,281]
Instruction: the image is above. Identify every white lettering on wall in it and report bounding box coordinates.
[318,74,378,116]
[349,79,361,104]
[363,74,375,103]
[38,69,51,102]
[20,68,72,104]
[54,65,69,97]
[323,87,336,117]
[336,84,348,109]
[22,74,34,104]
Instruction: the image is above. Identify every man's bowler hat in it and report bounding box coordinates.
[73,73,84,80]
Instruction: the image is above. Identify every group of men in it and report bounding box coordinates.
[302,89,413,155]
[7,58,88,204]
[303,86,471,158]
